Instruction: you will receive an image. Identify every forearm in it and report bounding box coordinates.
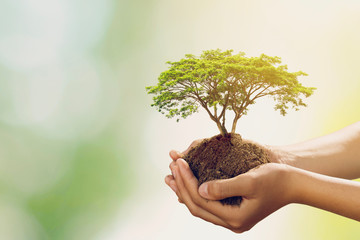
[273,121,360,179]
[289,166,360,221]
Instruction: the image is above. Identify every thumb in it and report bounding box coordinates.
[198,175,250,200]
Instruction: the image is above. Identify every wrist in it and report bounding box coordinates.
[265,145,298,165]
[281,165,305,205]
[286,165,314,205]
[267,163,299,206]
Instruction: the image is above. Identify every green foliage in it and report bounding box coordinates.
[146,49,315,135]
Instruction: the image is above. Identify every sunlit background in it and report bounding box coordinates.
[0,0,359,239]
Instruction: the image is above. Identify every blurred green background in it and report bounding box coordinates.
[0,0,359,239]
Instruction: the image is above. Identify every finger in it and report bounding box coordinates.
[169,164,183,201]
[169,150,182,161]
[170,178,182,201]
[232,199,267,231]
[165,174,173,185]
[173,164,232,229]
[169,139,204,161]
[198,173,253,201]
[173,165,231,229]
[175,162,253,232]
[169,161,176,173]
[183,139,203,156]
[178,159,263,233]
[176,159,238,219]
[165,175,179,193]
[169,179,179,194]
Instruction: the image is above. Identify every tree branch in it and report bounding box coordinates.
[193,91,217,122]
[219,94,229,119]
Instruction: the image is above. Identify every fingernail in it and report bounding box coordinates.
[199,183,208,197]
[170,151,176,159]
[178,158,186,166]
[177,159,186,173]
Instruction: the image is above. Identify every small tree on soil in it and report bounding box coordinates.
[146,49,315,136]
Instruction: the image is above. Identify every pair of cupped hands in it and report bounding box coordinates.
[165,139,295,233]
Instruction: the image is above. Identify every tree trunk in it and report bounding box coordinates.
[216,121,228,136]
[231,117,239,133]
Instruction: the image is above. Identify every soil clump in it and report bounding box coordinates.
[183,133,270,205]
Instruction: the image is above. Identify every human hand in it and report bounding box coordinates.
[166,159,294,233]
[165,139,204,201]
[165,124,360,230]
[169,139,204,160]
[165,138,281,203]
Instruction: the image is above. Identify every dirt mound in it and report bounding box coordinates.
[184,133,270,205]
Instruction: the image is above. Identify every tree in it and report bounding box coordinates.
[146,49,315,136]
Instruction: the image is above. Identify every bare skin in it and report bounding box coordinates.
[165,121,360,233]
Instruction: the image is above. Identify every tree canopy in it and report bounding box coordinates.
[146,49,315,136]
